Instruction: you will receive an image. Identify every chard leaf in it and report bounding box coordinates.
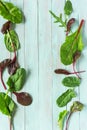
[7,68,26,92]
[60,31,84,65]
[56,89,76,107]
[64,0,73,15]
[4,30,20,52]
[62,76,81,87]
[70,101,84,112]
[0,0,22,23]
[58,110,68,130]
[0,92,16,116]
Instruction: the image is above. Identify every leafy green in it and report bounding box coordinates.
[60,31,84,65]
[64,0,73,15]
[58,110,68,130]
[0,0,22,23]
[70,101,84,112]
[56,89,76,107]
[7,68,26,92]
[0,92,16,116]
[4,30,20,52]
[62,76,81,87]
[49,11,66,27]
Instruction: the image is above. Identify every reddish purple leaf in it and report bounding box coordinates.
[1,21,12,34]
[54,69,71,75]
[66,18,75,35]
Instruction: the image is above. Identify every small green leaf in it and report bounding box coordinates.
[0,92,16,116]
[56,89,76,107]
[7,68,26,92]
[64,0,73,15]
[4,30,20,52]
[70,101,84,113]
[0,0,22,23]
[60,31,84,65]
[58,110,68,130]
[62,76,81,87]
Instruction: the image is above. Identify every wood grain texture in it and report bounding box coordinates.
[0,0,87,130]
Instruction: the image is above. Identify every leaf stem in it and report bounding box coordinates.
[0,68,7,90]
[65,112,73,130]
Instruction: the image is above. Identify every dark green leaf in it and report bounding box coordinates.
[7,68,26,92]
[64,0,73,15]
[4,30,20,52]
[0,0,22,23]
[56,89,76,107]
[58,110,68,130]
[62,76,81,87]
[60,31,84,65]
[0,92,16,116]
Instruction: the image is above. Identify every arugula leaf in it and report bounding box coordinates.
[0,0,22,23]
[0,92,16,116]
[62,76,81,87]
[56,89,76,107]
[4,30,20,52]
[58,110,68,130]
[7,68,26,92]
[49,11,66,28]
[64,0,73,15]
[60,31,84,65]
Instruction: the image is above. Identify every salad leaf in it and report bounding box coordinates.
[0,92,16,116]
[49,11,66,27]
[64,0,73,15]
[7,68,26,92]
[60,31,84,65]
[4,30,20,52]
[70,101,84,112]
[58,110,68,130]
[56,89,76,107]
[0,0,22,23]
[62,76,81,87]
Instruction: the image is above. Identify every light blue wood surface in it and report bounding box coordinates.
[0,0,87,130]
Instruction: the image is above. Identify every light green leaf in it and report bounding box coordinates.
[62,76,81,87]
[7,68,26,92]
[0,0,22,23]
[4,30,20,52]
[0,92,16,116]
[64,0,73,15]
[60,31,84,65]
[56,89,76,107]
[58,110,68,130]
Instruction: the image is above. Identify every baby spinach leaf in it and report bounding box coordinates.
[62,76,81,87]
[60,20,84,65]
[0,92,16,116]
[56,89,76,107]
[1,21,12,34]
[64,0,73,15]
[58,110,68,130]
[4,30,20,52]
[0,0,22,23]
[7,68,26,92]
[60,31,83,65]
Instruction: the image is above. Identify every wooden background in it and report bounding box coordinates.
[0,0,87,130]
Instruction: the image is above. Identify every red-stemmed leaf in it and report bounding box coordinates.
[1,21,12,34]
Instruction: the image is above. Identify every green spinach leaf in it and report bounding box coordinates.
[62,76,81,87]
[64,0,73,15]
[7,68,26,92]
[56,89,76,107]
[4,30,20,52]
[0,0,22,23]
[0,92,16,116]
[58,110,68,130]
[60,31,84,65]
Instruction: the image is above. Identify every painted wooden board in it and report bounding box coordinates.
[0,0,87,130]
